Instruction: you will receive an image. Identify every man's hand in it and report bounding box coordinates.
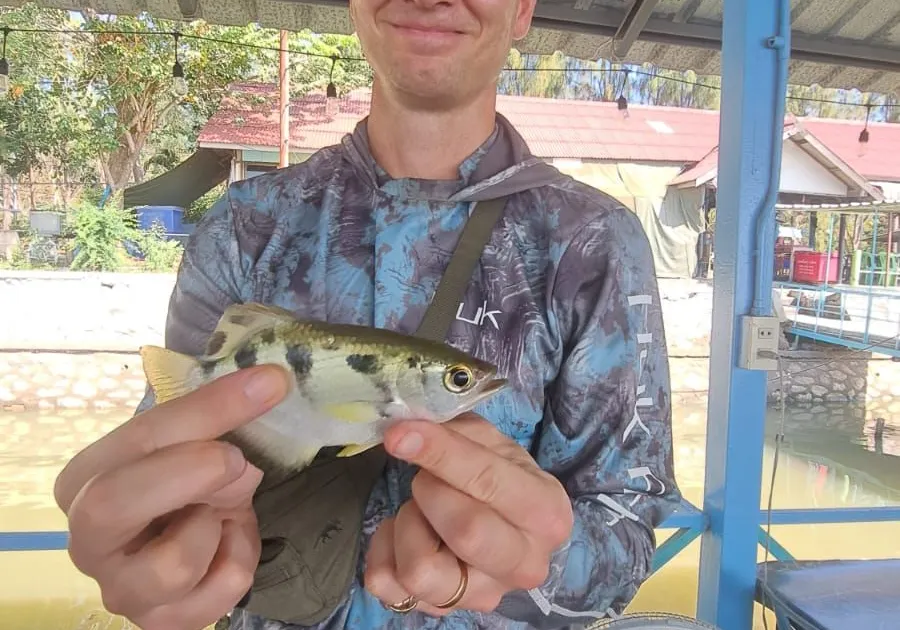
[364,413,574,617]
[54,365,290,630]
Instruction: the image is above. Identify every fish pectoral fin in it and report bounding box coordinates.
[336,442,380,458]
[139,345,200,404]
[204,302,299,360]
[321,402,379,424]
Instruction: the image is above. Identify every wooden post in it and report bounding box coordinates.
[279,30,290,169]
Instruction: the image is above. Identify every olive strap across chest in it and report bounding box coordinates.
[240,196,510,626]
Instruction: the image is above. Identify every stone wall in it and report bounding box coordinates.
[772,348,900,404]
[0,271,895,411]
[0,351,146,412]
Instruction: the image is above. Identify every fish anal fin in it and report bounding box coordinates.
[291,447,322,471]
[336,442,380,458]
[139,345,200,404]
[322,402,379,424]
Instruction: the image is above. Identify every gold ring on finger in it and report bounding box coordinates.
[387,595,418,614]
[434,558,469,609]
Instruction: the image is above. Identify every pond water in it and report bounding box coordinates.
[1,400,898,630]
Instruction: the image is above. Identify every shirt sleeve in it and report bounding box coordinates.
[134,189,249,414]
[495,206,682,628]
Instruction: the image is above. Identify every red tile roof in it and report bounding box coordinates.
[669,122,884,201]
[197,83,900,182]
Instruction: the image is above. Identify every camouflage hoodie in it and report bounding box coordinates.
[143,113,680,629]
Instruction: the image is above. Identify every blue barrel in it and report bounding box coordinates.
[136,206,184,234]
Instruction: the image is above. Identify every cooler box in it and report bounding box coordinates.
[792,251,839,284]
[136,206,184,234]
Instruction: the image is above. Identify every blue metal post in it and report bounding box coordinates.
[697,0,790,627]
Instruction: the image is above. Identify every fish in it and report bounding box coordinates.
[139,302,507,475]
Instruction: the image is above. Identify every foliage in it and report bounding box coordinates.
[0,5,371,198]
[131,220,184,272]
[186,183,226,224]
[243,29,373,97]
[500,52,722,109]
[0,5,97,186]
[72,14,269,190]
[69,201,135,271]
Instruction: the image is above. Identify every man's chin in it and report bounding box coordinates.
[388,73,465,109]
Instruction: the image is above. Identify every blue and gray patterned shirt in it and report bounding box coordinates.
[142,113,680,629]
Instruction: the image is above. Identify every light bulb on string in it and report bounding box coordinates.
[325,56,339,116]
[171,32,188,98]
[857,103,871,158]
[0,27,10,97]
[616,68,630,119]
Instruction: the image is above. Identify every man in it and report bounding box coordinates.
[53,0,680,627]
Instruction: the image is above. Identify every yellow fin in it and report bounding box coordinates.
[322,402,377,424]
[139,345,200,404]
[336,442,380,458]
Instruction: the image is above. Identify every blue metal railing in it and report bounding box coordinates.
[5,502,900,578]
[774,280,900,358]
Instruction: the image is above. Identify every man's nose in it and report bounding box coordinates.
[406,0,454,9]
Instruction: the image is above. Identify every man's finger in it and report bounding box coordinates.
[364,518,421,614]
[411,471,547,590]
[98,504,224,614]
[66,441,259,555]
[393,501,461,610]
[383,420,559,535]
[55,364,289,513]
[132,516,260,630]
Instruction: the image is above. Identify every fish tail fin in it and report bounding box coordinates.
[139,345,200,404]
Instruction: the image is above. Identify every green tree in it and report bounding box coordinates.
[500,50,567,98]
[71,14,273,189]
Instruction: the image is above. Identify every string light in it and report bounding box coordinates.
[0,22,896,133]
[326,55,339,98]
[325,55,339,115]
[616,68,630,118]
[0,26,9,97]
[858,102,872,157]
[171,32,188,97]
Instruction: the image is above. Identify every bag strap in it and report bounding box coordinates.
[414,196,508,342]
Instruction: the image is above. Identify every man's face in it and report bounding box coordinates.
[350,0,536,108]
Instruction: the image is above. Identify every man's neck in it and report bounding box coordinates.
[365,81,498,181]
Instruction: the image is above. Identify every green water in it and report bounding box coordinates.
[1,401,898,629]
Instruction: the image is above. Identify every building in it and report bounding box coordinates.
[132,83,899,278]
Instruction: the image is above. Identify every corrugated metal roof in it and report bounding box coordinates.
[7,0,900,94]
[198,84,900,182]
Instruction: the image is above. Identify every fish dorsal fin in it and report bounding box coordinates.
[203,302,298,360]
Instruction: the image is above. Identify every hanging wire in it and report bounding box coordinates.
[1,24,897,112]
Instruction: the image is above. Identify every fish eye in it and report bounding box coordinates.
[443,364,474,393]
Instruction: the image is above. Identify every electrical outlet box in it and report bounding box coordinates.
[740,316,780,371]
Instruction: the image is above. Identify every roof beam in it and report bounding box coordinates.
[612,0,662,58]
[529,3,900,74]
